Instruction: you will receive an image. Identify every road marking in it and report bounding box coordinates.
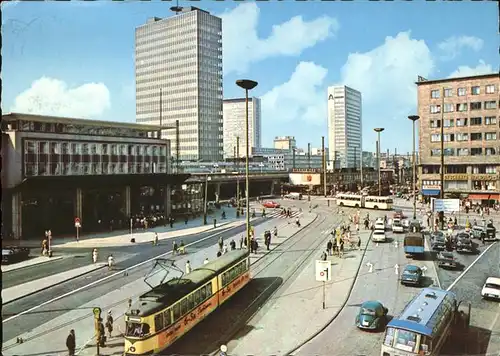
[446,241,498,291]
[3,222,245,323]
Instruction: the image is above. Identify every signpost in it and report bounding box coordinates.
[93,307,102,355]
[75,217,81,242]
[315,260,332,309]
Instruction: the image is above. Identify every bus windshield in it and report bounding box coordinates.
[405,235,424,246]
[125,321,151,337]
[394,329,418,352]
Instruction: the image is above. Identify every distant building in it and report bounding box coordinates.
[223,97,262,159]
[252,147,326,171]
[135,8,223,161]
[416,73,500,201]
[273,136,296,150]
[327,85,362,169]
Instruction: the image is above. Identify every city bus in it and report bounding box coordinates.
[381,287,470,356]
[336,194,393,210]
[404,220,425,257]
[123,250,250,355]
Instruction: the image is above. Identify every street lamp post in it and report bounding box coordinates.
[236,79,258,251]
[408,115,420,220]
[374,128,385,196]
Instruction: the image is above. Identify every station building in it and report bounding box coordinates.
[1,113,190,240]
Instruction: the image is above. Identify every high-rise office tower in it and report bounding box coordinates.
[222,97,262,158]
[135,7,223,162]
[327,85,362,169]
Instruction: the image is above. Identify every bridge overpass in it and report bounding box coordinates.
[185,171,290,200]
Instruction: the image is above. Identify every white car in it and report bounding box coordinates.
[372,229,386,242]
[402,219,410,229]
[481,277,500,300]
[374,220,386,231]
[392,220,404,233]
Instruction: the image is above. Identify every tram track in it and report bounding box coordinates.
[196,211,348,356]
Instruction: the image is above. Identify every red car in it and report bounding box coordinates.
[263,201,280,208]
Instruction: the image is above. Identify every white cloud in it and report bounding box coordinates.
[11,77,111,118]
[340,31,435,114]
[219,3,339,75]
[261,61,328,125]
[437,35,484,61]
[448,60,496,78]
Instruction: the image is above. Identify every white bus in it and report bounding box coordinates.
[381,287,470,356]
[336,194,393,210]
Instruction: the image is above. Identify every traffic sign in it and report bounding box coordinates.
[315,260,332,282]
[75,217,81,224]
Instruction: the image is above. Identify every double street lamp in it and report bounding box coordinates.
[408,115,420,220]
[373,128,385,196]
[236,79,258,251]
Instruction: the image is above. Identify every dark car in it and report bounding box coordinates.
[430,231,445,241]
[355,301,388,331]
[455,237,473,253]
[2,247,30,264]
[485,223,497,242]
[431,236,447,251]
[401,265,423,286]
[437,251,457,269]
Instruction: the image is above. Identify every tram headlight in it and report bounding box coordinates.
[129,346,136,352]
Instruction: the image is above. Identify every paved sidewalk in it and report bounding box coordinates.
[1,255,64,272]
[2,263,107,304]
[226,229,372,356]
[2,213,317,356]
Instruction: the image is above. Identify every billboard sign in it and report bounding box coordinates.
[432,198,460,213]
[289,173,321,186]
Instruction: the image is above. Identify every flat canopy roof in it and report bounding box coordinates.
[2,112,176,131]
[415,72,499,85]
[10,173,191,191]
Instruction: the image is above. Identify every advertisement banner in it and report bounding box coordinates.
[289,173,321,185]
[432,198,460,213]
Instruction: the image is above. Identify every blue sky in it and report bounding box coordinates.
[2,1,498,154]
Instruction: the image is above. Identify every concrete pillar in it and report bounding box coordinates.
[124,185,131,217]
[164,185,172,218]
[271,180,276,195]
[215,182,221,202]
[12,192,22,239]
[76,188,83,220]
[466,165,472,191]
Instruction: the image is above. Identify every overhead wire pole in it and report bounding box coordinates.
[439,87,445,230]
[408,115,420,220]
[322,136,326,197]
[374,128,385,196]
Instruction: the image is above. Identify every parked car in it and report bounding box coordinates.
[431,236,447,251]
[263,201,280,209]
[400,265,423,286]
[372,229,386,242]
[392,219,404,233]
[481,277,500,300]
[430,231,445,241]
[437,251,457,269]
[455,236,473,253]
[355,300,389,331]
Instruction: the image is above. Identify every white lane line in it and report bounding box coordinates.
[3,222,247,323]
[446,241,498,291]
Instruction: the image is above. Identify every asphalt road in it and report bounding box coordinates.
[1,215,276,341]
[295,227,442,356]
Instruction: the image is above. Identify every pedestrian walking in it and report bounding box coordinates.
[321,250,328,261]
[153,232,159,246]
[107,254,114,270]
[41,238,48,256]
[357,237,362,251]
[92,248,98,264]
[66,329,76,356]
[106,311,113,338]
[326,240,333,256]
[230,239,236,250]
[239,236,244,249]
[98,318,106,347]
[222,244,228,254]
[173,241,178,255]
[185,260,192,274]
[218,237,223,251]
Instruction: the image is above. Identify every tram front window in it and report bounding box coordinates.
[125,322,150,337]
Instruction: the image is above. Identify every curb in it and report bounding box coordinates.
[3,264,107,306]
[284,229,374,355]
[1,256,64,273]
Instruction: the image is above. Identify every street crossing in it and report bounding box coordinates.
[263,209,301,219]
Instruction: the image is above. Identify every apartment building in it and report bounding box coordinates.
[222,97,262,158]
[327,85,362,169]
[135,7,223,161]
[417,73,500,202]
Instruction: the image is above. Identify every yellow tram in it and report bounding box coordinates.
[124,249,251,355]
